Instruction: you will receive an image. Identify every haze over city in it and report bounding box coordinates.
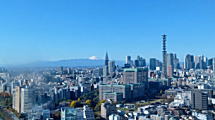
[0,0,215,65]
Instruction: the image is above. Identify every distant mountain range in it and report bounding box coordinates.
[24,59,124,67]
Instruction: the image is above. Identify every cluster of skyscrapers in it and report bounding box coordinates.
[185,54,215,70]
[100,52,149,104]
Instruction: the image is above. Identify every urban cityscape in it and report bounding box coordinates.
[0,34,214,120]
[0,0,215,120]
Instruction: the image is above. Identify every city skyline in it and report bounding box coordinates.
[0,0,215,65]
[1,1,215,120]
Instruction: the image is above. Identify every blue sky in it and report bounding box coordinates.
[0,0,215,65]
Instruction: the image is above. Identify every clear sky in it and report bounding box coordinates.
[0,0,215,65]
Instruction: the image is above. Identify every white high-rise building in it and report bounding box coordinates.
[12,86,21,113]
[21,87,33,113]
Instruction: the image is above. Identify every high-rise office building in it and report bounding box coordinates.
[201,56,207,69]
[150,58,163,71]
[194,55,207,69]
[167,66,173,78]
[21,87,33,113]
[167,53,174,78]
[150,58,157,70]
[207,58,213,69]
[12,86,21,113]
[125,56,133,68]
[167,53,174,67]
[191,90,208,110]
[13,86,33,114]
[103,66,109,77]
[108,61,116,76]
[123,68,148,84]
[173,54,180,69]
[125,56,132,64]
[134,56,146,67]
[103,52,109,77]
[207,58,215,70]
[185,54,195,70]
[156,60,163,71]
[105,52,109,66]
[162,34,167,78]
[194,56,201,69]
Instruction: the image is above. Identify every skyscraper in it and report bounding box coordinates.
[194,56,201,69]
[185,54,195,70]
[108,61,116,76]
[21,87,33,113]
[194,55,207,69]
[103,52,109,77]
[167,53,174,78]
[173,54,180,69]
[162,34,167,78]
[13,86,33,114]
[207,58,213,69]
[12,86,21,113]
[150,58,157,70]
[134,56,146,67]
[125,56,133,68]
[125,56,132,64]
[166,53,180,79]
[200,55,207,69]
[105,52,109,66]
[103,66,109,77]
